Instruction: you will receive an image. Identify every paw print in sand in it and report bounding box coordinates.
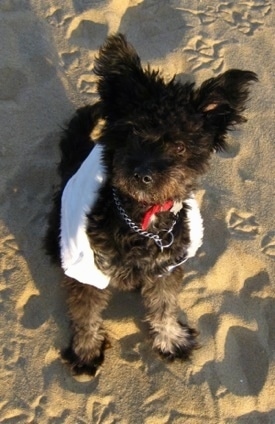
[261,231,275,258]
[183,36,226,73]
[226,209,260,238]
[217,0,271,36]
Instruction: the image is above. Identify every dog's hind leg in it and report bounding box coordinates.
[141,270,199,360]
[61,278,110,376]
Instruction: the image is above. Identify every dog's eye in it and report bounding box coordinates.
[175,144,186,154]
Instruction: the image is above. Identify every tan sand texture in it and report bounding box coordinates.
[0,0,274,423]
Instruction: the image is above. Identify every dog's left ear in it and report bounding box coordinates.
[193,70,258,151]
[94,33,148,121]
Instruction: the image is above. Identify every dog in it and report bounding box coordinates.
[45,33,257,375]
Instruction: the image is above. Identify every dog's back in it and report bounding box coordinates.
[58,103,102,184]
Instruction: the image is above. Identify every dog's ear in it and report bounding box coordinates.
[193,70,258,151]
[94,33,148,120]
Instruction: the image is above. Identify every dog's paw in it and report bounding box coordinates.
[61,340,107,376]
[154,322,200,361]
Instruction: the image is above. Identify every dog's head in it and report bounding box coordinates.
[94,34,257,204]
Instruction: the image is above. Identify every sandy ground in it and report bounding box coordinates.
[0,0,275,423]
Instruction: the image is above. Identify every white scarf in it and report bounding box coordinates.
[60,145,203,288]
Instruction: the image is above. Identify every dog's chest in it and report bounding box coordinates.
[88,192,203,283]
[90,206,188,274]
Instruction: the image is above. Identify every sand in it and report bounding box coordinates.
[0,0,274,423]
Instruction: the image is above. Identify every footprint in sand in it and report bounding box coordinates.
[46,8,65,26]
[86,397,119,424]
[119,0,186,60]
[220,325,269,396]
[20,294,49,329]
[226,209,260,238]
[142,390,168,420]
[177,1,271,37]
[174,5,217,26]
[183,36,226,73]
[77,74,98,95]
[71,0,108,14]
[68,19,108,49]
[261,231,275,258]
[217,0,271,35]
[33,395,71,423]
[192,271,272,397]
[60,51,80,70]
[46,7,72,27]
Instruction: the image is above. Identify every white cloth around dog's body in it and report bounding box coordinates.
[60,144,204,288]
[60,144,109,289]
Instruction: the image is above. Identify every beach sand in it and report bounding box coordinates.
[0,0,274,423]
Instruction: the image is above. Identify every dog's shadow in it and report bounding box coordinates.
[183,184,230,283]
[190,271,274,397]
[2,120,72,346]
[0,7,76,353]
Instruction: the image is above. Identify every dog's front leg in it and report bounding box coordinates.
[61,279,110,375]
[141,270,198,360]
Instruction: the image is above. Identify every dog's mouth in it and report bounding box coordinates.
[112,187,176,232]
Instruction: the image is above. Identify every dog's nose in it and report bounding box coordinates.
[134,168,153,184]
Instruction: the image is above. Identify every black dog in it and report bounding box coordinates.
[45,33,257,375]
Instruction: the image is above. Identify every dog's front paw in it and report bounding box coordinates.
[61,339,107,376]
[153,321,199,361]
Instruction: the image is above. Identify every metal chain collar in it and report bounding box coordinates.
[112,188,178,252]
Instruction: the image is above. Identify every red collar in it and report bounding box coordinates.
[141,200,174,230]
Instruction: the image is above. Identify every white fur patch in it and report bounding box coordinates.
[185,196,204,259]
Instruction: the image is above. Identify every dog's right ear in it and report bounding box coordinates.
[94,34,147,120]
[193,70,258,151]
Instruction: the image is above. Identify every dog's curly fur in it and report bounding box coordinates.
[45,34,257,375]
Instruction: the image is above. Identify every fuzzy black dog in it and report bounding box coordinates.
[45,34,257,375]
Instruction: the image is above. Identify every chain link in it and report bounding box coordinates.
[112,188,177,252]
